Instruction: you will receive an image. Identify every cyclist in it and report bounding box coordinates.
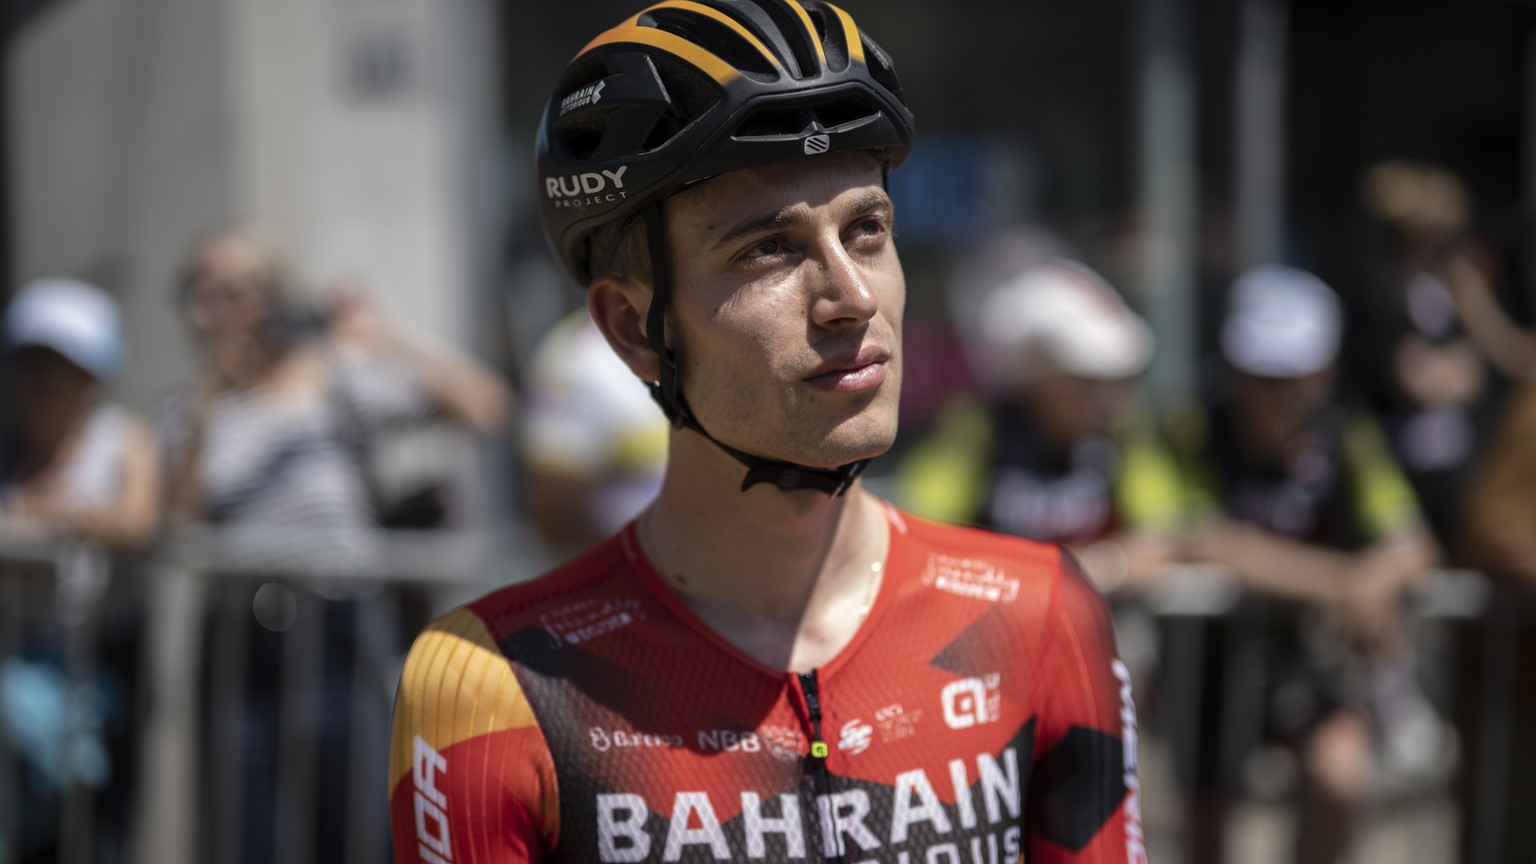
[390,3,1145,861]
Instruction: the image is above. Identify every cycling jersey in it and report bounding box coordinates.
[389,506,1145,863]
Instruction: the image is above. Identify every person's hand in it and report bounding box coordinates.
[1077,532,1183,594]
[325,278,398,354]
[3,487,71,540]
[1392,335,1484,408]
[1328,561,1410,660]
[1179,517,1251,569]
[1327,541,1426,659]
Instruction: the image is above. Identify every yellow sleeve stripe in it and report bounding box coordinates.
[580,21,741,86]
[824,2,865,65]
[390,608,539,788]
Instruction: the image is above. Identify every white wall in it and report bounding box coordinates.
[10,0,491,411]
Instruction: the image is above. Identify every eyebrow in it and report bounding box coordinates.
[707,190,893,253]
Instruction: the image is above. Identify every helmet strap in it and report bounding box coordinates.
[637,202,869,497]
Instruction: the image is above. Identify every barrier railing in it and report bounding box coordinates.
[0,526,1506,864]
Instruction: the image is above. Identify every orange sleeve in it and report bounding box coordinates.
[389,608,559,863]
[1024,552,1147,863]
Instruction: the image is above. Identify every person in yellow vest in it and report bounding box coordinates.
[897,259,1184,593]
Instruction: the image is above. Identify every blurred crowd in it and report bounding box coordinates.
[1,158,1533,862]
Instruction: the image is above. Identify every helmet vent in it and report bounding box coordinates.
[557,109,612,160]
[734,92,879,139]
[641,54,724,151]
[804,7,849,72]
[641,8,780,81]
[755,0,821,79]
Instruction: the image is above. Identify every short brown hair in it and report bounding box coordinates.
[585,215,653,286]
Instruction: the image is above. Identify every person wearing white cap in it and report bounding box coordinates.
[1,277,161,548]
[1,277,161,862]
[1170,264,1441,864]
[898,259,1185,592]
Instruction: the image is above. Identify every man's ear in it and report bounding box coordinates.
[588,274,661,383]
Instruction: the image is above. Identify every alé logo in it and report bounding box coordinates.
[941,673,1002,730]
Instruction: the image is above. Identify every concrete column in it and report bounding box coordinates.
[1233,0,1289,269]
[1137,0,1198,403]
[10,0,491,408]
[10,0,236,410]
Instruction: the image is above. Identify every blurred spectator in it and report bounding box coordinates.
[1462,380,1536,583]
[520,307,666,556]
[157,228,511,864]
[1457,378,1536,864]
[1170,264,1442,864]
[160,228,511,559]
[2,278,160,548]
[1358,159,1523,548]
[0,278,159,863]
[897,259,1184,592]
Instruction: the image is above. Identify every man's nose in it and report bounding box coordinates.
[809,242,878,329]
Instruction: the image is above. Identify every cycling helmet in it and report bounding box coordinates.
[537,0,914,285]
[535,0,915,496]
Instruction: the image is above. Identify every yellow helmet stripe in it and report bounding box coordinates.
[823,2,865,65]
[645,0,786,74]
[786,1,828,67]
[580,19,742,86]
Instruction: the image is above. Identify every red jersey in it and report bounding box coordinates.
[389,506,1146,863]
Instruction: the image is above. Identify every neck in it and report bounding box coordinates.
[638,430,890,671]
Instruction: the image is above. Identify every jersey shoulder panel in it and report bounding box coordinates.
[391,607,543,781]
[390,605,560,861]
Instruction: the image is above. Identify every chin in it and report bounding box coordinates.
[793,410,899,469]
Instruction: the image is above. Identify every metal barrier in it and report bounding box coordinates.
[0,534,115,864]
[132,525,557,864]
[0,527,1510,864]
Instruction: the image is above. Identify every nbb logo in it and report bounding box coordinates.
[941,674,1002,730]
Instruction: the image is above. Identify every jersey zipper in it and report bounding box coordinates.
[798,669,844,863]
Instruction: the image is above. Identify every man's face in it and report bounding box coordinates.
[182,237,277,343]
[663,153,905,470]
[1022,367,1135,449]
[1232,367,1333,459]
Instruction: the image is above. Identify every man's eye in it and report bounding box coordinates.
[745,237,783,259]
[849,217,889,245]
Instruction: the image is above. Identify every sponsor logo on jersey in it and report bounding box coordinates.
[540,597,643,648]
[697,729,762,754]
[412,736,454,863]
[757,724,808,763]
[921,555,1020,604]
[1114,659,1150,863]
[802,133,831,155]
[874,702,923,743]
[559,80,606,115]
[594,747,1023,862]
[545,166,630,210]
[941,673,1002,730]
[588,727,684,752]
[837,718,874,755]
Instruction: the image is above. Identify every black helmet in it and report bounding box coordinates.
[534,0,915,496]
[536,0,915,287]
